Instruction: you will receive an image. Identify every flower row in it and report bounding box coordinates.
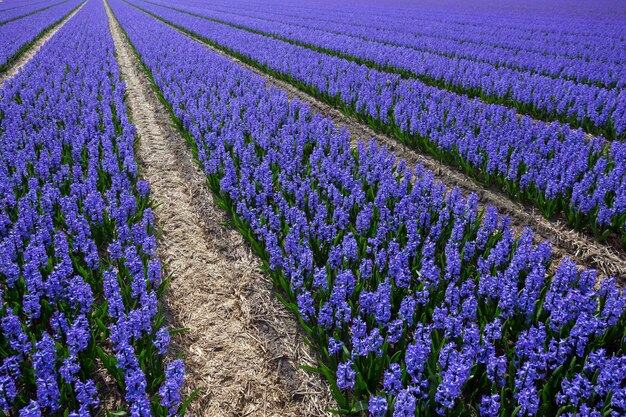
[0,0,83,72]
[126,1,626,248]
[140,0,626,139]
[0,1,184,415]
[188,0,625,63]
[152,0,625,89]
[111,1,626,416]
[0,0,68,25]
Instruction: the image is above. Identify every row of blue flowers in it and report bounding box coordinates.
[0,1,185,414]
[111,0,626,415]
[159,0,626,70]
[125,0,626,251]
[0,0,83,72]
[139,0,626,140]
[166,0,624,89]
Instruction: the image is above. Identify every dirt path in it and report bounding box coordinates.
[0,1,86,88]
[104,2,334,416]
[137,11,626,281]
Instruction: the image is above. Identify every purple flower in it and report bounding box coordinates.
[297,290,316,322]
[479,393,500,417]
[405,324,431,384]
[136,180,150,197]
[336,360,356,390]
[67,315,91,354]
[0,374,17,411]
[386,319,404,344]
[328,337,344,356]
[1,311,30,354]
[147,259,163,284]
[393,387,419,416]
[383,363,403,395]
[435,344,472,411]
[154,327,171,355]
[486,354,507,386]
[159,360,185,415]
[125,367,148,405]
[19,401,41,417]
[368,395,388,417]
[557,374,592,407]
[514,362,541,416]
[60,354,80,384]
[313,267,328,291]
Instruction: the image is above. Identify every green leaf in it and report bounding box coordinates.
[327,408,354,415]
[351,400,369,413]
[169,327,190,335]
[180,388,201,415]
[299,364,322,375]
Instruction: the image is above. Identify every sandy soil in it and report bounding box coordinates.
[0,1,86,88]
[105,2,334,416]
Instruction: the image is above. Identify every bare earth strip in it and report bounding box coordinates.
[149,17,626,281]
[104,2,334,416]
[0,1,86,88]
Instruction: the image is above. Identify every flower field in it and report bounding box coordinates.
[0,0,625,416]
[0,0,82,72]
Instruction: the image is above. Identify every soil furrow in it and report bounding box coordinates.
[104,1,334,416]
[0,1,86,88]
[145,11,626,281]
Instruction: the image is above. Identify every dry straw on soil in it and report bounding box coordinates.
[105,2,334,415]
